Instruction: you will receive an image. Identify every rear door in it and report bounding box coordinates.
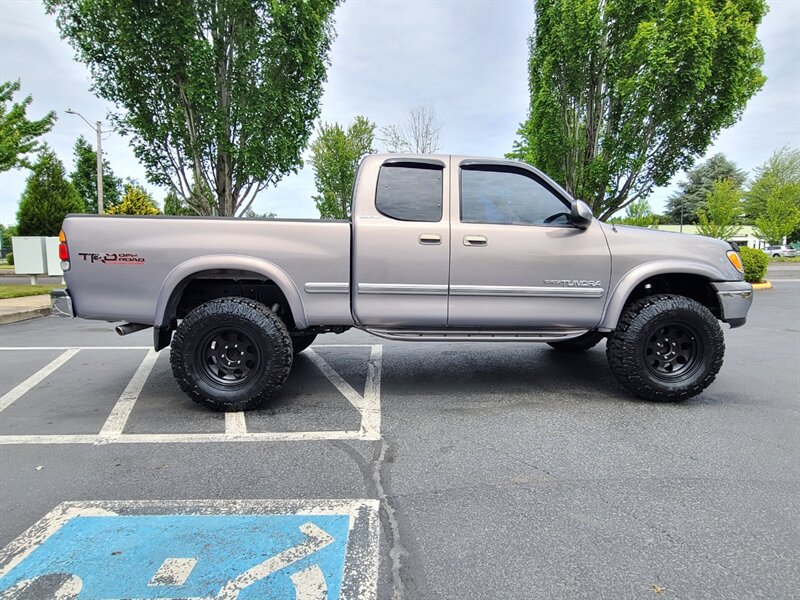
[448,160,611,328]
[352,157,450,326]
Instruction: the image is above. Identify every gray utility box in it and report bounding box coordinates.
[11,236,47,274]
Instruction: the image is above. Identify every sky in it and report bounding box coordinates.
[1,0,798,226]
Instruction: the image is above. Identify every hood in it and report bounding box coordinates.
[598,222,743,282]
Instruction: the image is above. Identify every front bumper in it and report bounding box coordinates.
[711,281,753,328]
[51,288,75,318]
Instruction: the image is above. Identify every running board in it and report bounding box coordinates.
[361,327,590,343]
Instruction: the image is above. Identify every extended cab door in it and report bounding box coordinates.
[448,160,611,328]
[352,157,450,326]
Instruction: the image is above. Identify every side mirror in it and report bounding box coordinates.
[570,200,593,229]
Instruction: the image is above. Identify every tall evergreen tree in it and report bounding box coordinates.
[664,154,747,224]
[70,135,121,213]
[16,147,84,236]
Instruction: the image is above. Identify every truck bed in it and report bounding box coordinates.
[62,215,352,327]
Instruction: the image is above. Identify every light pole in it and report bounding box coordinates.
[66,109,107,214]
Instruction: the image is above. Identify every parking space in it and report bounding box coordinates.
[0,344,382,445]
[1,280,798,598]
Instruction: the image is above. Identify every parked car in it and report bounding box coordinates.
[764,245,798,258]
[53,154,752,409]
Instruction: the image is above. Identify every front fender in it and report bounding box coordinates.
[153,254,308,330]
[598,260,729,330]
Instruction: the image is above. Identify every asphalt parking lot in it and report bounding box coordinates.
[0,279,798,599]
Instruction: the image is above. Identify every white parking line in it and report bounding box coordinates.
[225,412,248,435]
[0,349,80,413]
[0,346,151,351]
[99,349,160,438]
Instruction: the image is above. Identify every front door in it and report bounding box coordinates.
[352,158,450,327]
[448,161,611,328]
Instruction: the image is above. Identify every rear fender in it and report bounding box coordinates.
[154,255,308,330]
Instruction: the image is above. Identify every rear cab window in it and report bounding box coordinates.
[375,163,443,222]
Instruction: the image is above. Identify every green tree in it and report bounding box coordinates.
[509,0,767,220]
[242,207,276,219]
[608,199,659,228]
[753,186,800,245]
[46,0,340,217]
[0,80,56,172]
[162,190,195,216]
[1,224,17,256]
[744,146,800,220]
[106,184,160,215]
[310,116,376,219]
[16,147,84,236]
[70,135,122,213]
[696,178,742,240]
[665,154,747,224]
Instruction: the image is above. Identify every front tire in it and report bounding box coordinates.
[170,297,293,412]
[606,294,724,401]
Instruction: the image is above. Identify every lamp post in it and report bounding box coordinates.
[65,109,107,214]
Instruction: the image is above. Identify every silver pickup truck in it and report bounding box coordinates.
[53,154,752,411]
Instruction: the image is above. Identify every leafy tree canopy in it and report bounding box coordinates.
[0,80,56,172]
[696,178,742,240]
[162,190,195,216]
[45,0,340,217]
[71,135,122,213]
[16,146,84,236]
[744,146,800,220]
[509,0,767,220]
[106,184,160,215]
[665,153,747,224]
[310,116,376,219]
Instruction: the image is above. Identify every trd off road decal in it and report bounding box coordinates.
[77,252,145,265]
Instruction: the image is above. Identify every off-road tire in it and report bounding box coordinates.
[606,294,724,402]
[547,331,605,353]
[170,297,293,412]
[291,333,317,355]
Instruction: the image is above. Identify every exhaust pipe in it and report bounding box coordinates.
[115,323,151,336]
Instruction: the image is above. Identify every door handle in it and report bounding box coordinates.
[419,234,442,245]
[463,235,488,247]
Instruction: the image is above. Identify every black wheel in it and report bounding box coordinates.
[547,331,605,353]
[291,332,317,355]
[170,297,293,412]
[772,253,780,258]
[606,294,724,401]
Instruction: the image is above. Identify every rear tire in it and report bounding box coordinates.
[170,297,293,412]
[291,333,317,355]
[606,294,724,401]
[547,331,604,353]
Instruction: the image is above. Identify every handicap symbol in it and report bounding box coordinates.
[0,511,355,600]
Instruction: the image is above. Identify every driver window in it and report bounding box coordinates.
[460,166,569,226]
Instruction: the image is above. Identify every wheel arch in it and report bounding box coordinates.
[154,255,307,350]
[599,261,726,331]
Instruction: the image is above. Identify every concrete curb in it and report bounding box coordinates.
[751,281,773,290]
[0,307,51,325]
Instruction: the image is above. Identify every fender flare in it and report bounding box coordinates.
[598,260,726,330]
[153,254,308,330]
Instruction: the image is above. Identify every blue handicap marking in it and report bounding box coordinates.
[0,511,356,599]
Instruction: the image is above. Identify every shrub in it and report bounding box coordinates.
[5,252,13,266]
[739,246,769,283]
